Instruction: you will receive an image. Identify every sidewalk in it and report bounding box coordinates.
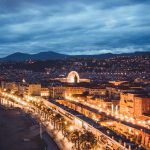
[45,123,75,150]
[33,112,75,150]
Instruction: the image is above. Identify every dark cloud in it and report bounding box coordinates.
[0,0,150,57]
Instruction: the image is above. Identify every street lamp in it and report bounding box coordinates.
[69,125,74,131]
[40,123,42,139]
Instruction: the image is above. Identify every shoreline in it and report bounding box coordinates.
[0,106,59,150]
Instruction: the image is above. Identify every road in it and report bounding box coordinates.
[50,100,146,150]
[70,101,150,134]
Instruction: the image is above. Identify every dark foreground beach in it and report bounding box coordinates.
[0,107,59,150]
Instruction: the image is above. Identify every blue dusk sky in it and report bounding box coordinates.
[0,0,150,57]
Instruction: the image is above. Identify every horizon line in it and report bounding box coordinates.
[1,50,150,58]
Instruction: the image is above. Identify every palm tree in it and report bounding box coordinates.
[80,130,97,150]
[55,115,64,131]
[63,121,72,137]
[70,129,81,150]
[47,111,53,123]
[47,108,53,121]
[52,113,62,129]
[59,117,67,134]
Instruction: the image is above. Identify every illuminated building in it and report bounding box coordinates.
[64,87,86,98]
[120,92,150,117]
[41,88,49,97]
[109,81,127,86]
[49,86,66,99]
[88,88,106,95]
[1,81,18,92]
[28,84,41,96]
[55,71,90,83]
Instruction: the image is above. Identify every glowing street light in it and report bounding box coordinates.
[69,125,74,131]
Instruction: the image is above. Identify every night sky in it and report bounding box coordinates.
[0,0,150,57]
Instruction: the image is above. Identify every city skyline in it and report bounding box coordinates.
[0,0,150,57]
[0,1,150,148]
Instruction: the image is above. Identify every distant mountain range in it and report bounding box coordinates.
[0,51,150,61]
[0,51,69,61]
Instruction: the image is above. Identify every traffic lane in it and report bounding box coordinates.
[51,100,143,150]
[63,101,146,150]
[71,101,150,134]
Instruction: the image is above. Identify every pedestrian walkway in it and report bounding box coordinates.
[45,123,75,150]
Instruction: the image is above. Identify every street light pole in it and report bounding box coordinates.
[40,123,42,139]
